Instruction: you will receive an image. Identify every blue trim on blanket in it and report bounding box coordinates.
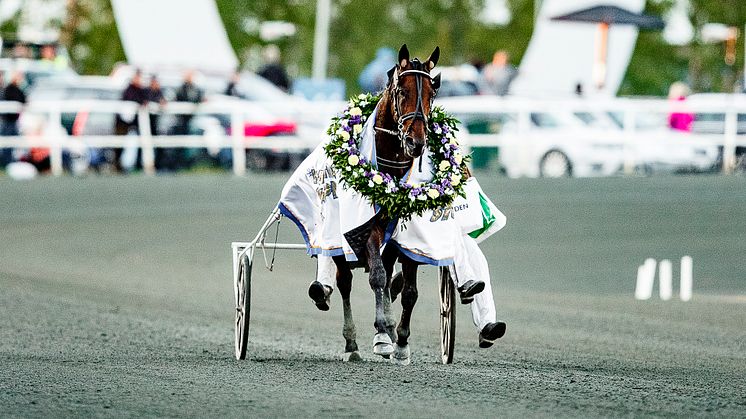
[383,219,398,243]
[279,202,345,257]
[277,202,315,255]
[390,240,454,267]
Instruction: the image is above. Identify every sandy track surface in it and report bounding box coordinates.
[1,174,745,417]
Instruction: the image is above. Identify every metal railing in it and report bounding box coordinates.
[0,100,315,176]
[0,96,745,177]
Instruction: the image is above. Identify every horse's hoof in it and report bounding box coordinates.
[342,351,362,362]
[391,343,411,365]
[373,333,394,357]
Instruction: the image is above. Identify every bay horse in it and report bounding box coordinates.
[328,44,441,364]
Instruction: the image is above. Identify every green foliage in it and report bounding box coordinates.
[216,0,534,94]
[2,0,741,95]
[622,0,746,95]
[61,0,125,75]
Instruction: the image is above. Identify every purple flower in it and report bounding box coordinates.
[343,124,352,132]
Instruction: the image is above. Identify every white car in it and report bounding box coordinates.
[439,96,624,177]
[438,96,719,178]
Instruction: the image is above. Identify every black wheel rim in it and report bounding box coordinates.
[235,255,251,360]
[439,267,455,364]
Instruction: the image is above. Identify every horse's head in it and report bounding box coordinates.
[386,44,441,158]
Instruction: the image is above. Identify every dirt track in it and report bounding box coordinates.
[1,174,745,417]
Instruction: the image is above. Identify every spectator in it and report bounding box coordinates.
[482,50,517,96]
[115,70,147,135]
[163,70,204,172]
[358,47,395,94]
[668,82,694,132]
[174,70,204,134]
[114,70,147,172]
[225,71,242,97]
[2,72,27,137]
[257,45,290,92]
[40,44,69,69]
[146,76,166,135]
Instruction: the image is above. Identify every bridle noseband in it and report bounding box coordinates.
[375,67,435,170]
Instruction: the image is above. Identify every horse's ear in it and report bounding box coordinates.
[398,44,410,67]
[432,73,441,90]
[426,46,440,70]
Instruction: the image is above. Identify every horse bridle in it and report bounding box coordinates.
[375,67,435,169]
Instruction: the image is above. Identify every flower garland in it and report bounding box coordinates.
[324,93,469,220]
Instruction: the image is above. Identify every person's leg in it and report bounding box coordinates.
[462,236,496,331]
[308,255,335,310]
[456,235,506,347]
[451,232,485,303]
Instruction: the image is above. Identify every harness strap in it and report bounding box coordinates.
[377,155,413,169]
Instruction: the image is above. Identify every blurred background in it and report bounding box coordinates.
[0,0,744,177]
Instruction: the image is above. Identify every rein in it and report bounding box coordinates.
[374,68,434,171]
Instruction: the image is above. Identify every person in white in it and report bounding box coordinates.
[308,230,506,348]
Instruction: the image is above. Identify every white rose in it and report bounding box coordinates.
[353,124,363,135]
[348,155,360,166]
[439,160,450,172]
[349,107,362,116]
[427,188,440,199]
[372,174,383,184]
[454,153,463,165]
[339,130,350,141]
[450,173,461,186]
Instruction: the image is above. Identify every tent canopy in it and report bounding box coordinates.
[551,5,664,29]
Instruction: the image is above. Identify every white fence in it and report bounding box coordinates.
[0,96,745,177]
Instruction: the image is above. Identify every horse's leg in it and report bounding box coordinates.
[381,244,399,342]
[332,256,361,362]
[367,232,395,357]
[392,258,418,365]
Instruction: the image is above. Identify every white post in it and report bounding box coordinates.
[658,259,672,301]
[231,111,246,176]
[723,106,737,174]
[516,108,532,176]
[48,107,64,177]
[680,256,693,302]
[312,0,331,81]
[635,258,657,300]
[137,107,156,176]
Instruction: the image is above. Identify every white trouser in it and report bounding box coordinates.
[315,255,336,290]
[451,234,497,331]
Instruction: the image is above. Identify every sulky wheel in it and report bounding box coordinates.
[234,254,252,360]
[438,266,456,364]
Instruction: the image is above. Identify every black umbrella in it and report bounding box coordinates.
[551,5,665,90]
[552,5,665,30]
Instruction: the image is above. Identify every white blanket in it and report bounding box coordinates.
[278,107,461,265]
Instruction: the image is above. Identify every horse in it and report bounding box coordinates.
[327,44,442,365]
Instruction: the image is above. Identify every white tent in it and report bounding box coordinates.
[111,0,238,74]
[510,0,645,97]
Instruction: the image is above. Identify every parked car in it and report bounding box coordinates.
[687,93,746,171]
[187,95,306,171]
[438,96,720,178]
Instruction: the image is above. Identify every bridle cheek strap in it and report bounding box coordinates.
[392,69,432,147]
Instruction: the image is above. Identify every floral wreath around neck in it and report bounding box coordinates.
[323,93,469,220]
